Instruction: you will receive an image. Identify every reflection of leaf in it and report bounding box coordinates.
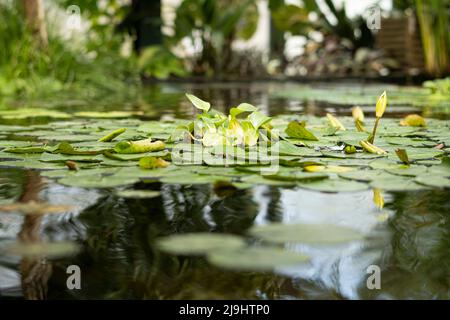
[4,241,79,258]
[0,201,73,215]
[115,190,160,199]
[157,233,246,255]
[250,223,363,244]
[373,188,384,209]
[207,247,309,271]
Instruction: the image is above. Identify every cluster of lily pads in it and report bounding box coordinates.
[0,92,448,192]
[0,92,449,270]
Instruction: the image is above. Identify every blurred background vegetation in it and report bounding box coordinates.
[0,0,449,100]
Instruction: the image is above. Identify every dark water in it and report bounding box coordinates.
[1,82,449,300]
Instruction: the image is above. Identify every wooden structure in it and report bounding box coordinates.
[376,14,425,74]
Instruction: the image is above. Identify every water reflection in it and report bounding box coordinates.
[1,163,450,299]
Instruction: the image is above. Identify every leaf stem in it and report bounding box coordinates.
[369,117,380,144]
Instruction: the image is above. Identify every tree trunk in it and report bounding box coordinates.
[22,0,48,47]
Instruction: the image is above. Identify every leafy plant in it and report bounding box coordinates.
[415,0,450,77]
[169,0,259,77]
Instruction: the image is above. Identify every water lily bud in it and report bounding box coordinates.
[375,91,387,118]
[326,113,346,131]
[359,140,387,155]
[352,106,364,122]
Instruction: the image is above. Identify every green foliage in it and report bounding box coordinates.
[416,0,450,77]
[169,0,259,76]
[0,1,140,100]
[138,46,187,79]
[271,0,374,49]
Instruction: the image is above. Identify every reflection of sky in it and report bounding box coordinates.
[253,186,392,299]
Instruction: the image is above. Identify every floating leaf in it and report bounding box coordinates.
[139,156,170,169]
[114,139,165,154]
[285,121,318,141]
[74,111,141,118]
[415,175,450,189]
[298,178,369,193]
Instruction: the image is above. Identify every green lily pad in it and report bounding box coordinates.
[298,178,369,193]
[415,175,450,189]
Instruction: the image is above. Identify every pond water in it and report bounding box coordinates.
[0,82,449,299]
